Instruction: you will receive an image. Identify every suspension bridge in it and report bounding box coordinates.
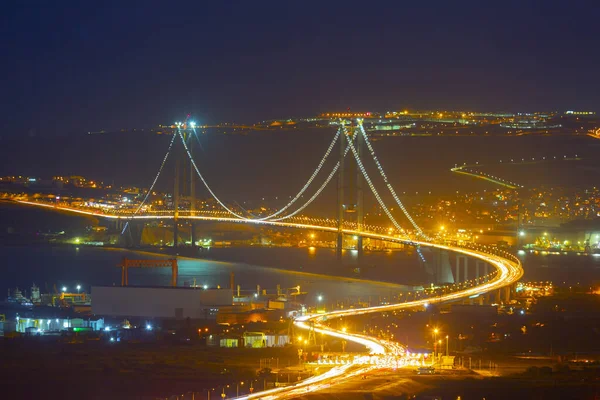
[14,118,524,399]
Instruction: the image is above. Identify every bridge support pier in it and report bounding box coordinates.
[455,255,467,282]
[425,248,454,284]
[336,234,343,260]
[190,221,196,248]
[504,286,511,303]
[173,143,180,248]
[173,220,179,248]
[476,261,485,279]
[495,289,503,304]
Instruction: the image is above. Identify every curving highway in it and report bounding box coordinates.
[233,241,523,399]
[12,200,524,399]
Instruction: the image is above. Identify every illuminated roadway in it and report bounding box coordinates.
[450,164,521,189]
[14,199,523,399]
[235,241,522,399]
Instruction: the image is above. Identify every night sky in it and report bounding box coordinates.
[2,1,599,136]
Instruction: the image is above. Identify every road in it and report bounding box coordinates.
[12,200,523,399]
[237,241,523,399]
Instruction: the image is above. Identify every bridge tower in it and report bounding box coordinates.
[336,123,346,260]
[336,121,365,261]
[188,132,197,249]
[173,154,180,247]
[355,122,365,258]
[172,125,198,249]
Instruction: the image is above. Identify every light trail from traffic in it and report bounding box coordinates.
[15,199,523,399]
[232,234,523,399]
[12,118,524,398]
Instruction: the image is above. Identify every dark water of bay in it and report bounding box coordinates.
[518,252,600,285]
[0,201,424,304]
[0,245,417,307]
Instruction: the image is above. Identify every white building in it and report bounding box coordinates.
[91,286,233,319]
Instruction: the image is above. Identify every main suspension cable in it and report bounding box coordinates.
[270,144,350,222]
[121,133,177,234]
[358,122,429,239]
[345,125,411,240]
[257,128,341,220]
[178,128,246,219]
[183,126,342,221]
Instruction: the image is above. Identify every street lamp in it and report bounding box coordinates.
[76,285,81,293]
[433,328,439,360]
[445,335,449,357]
[62,286,67,293]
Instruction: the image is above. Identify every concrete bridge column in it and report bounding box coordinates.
[454,261,460,282]
[455,255,467,282]
[504,286,511,303]
[190,221,196,248]
[336,234,343,260]
[424,248,454,284]
[173,220,179,248]
[476,261,485,279]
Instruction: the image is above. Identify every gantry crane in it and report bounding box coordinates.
[117,257,178,287]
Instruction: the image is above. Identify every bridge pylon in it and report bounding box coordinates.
[189,131,197,249]
[172,127,198,249]
[173,151,180,248]
[336,120,365,261]
[336,122,346,260]
[355,121,364,258]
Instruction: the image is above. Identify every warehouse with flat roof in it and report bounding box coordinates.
[91,286,233,320]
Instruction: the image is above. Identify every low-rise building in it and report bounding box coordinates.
[91,286,233,320]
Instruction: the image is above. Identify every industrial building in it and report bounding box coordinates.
[91,286,233,320]
[1,316,105,336]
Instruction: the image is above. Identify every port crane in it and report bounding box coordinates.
[117,258,178,287]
